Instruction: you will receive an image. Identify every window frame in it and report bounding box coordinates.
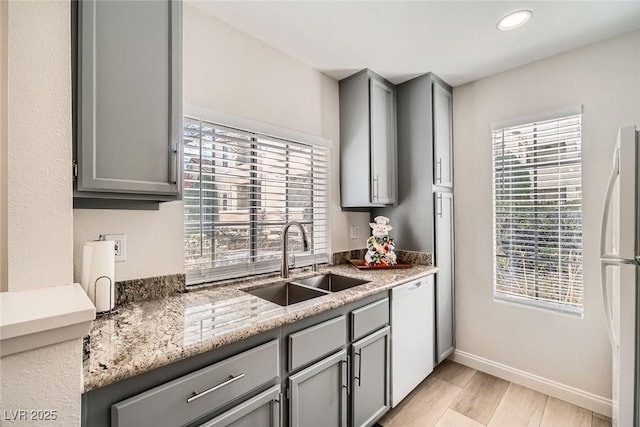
[183,105,332,285]
[491,106,584,315]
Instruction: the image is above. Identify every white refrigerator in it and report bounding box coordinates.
[600,126,639,427]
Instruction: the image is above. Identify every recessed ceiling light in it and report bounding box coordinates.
[497,10,533,31]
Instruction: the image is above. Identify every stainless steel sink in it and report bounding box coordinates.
[243,281,330,306]
[291,274,369,292]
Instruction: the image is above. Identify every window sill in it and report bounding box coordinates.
[493,293,583,318]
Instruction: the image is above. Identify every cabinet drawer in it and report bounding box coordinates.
[351,298,389,341]
[111,340,279,427]
[289,316,346,372]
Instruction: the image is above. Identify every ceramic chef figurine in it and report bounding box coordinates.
[364,216,397,266]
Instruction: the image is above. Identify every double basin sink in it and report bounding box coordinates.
[244,274,369,306]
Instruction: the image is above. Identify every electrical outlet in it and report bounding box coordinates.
[350,225,360,240]
[104,234,126,262]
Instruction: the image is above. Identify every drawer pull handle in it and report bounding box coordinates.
[186,373,245,403]
[373,175,379,201]
[276,393,283,427]
[354,350,362,387]
[170,148,178,185]
[342,358,350,395]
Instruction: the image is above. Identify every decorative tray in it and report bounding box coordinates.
[347,259,413,270]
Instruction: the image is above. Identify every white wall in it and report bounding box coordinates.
[73,3,369,282]
[453,30,640,401]
[1,1,82,425]
[183,3,369,255]
[73,202,186,283]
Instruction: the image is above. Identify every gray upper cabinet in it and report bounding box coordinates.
[371,73,453,252]
[73,0,182,207]
[339,69,397,208]
[369,79,397,205]
[351,326,390,427]
[433,81,453,189]
[371,73,454,368]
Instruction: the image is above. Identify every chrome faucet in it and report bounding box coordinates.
[281,221,310,278]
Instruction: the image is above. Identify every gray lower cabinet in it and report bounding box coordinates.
[351,327,391,427]
[83,293,394,427]
[73,0,182,207]
[288,349,348,427]
[288,316,347,372]
[350,298,389,342]
[110,340,279,427]
[198,385,282,427]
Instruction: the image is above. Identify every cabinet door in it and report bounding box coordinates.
[289,349,348,427]
[351,326,390,427]
[433,81,453,188]
[434,192,455,364]
[369,78,397,205]
[198,385,281,427]
[76,0,181,197]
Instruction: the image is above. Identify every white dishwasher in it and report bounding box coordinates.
[390,275,435,407]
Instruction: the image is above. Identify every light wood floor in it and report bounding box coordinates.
[379,361,612,427]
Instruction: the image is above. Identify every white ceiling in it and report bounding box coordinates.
[190,1,640,87]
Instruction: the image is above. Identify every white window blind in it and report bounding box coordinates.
[183,116,330,285]
[492,111,583,314]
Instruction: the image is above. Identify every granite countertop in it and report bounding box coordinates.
[83,263,438,392]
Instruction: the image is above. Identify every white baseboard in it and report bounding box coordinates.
[450,349,612,417]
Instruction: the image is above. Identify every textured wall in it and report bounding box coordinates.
[0,339,82,426]
[1,0,8,292]
[6,0,73,291]
[72,4,370,283]
[453,30,640,399]
[2,2,82,426]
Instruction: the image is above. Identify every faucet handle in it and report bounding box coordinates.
[289,254,296,269]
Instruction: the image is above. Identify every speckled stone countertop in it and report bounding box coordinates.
[83,263,437,392]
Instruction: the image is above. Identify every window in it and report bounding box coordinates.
[183,115,330,285]
[492,108,583,314]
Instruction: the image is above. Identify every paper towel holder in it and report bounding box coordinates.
[93,275,117,316]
